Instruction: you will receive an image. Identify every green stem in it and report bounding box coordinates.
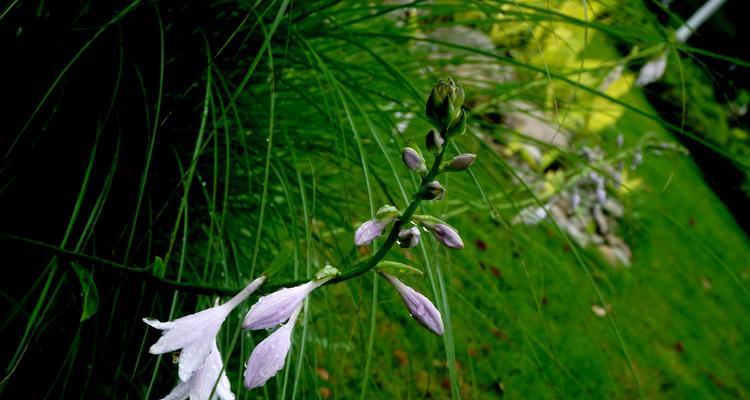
[0,141,449,298]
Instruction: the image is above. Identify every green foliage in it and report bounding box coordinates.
[1,1,750,399]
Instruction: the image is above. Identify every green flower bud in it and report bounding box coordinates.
[375,204,400,220]
[426,77,464,131]
[444,109,466,138]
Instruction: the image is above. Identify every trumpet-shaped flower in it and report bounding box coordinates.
[243,275,333,330]
[144,276,266,381]
[382,273,444,335]
[244,304,303,389]
[160,341,234,400]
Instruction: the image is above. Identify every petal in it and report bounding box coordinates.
[178,333,218,381]
[188,342,235,400]
[159,380,189,400]
[215,373,235,400]
[243,281,323,330]
[384,274,444,335]
[354,220,385,246]
[146,307,227,354]
[244,307,301,389]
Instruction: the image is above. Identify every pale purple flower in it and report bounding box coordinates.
[243,275,333,330]
[402,147,427,172]
[616,134,624,148]
[397,226,421,248]
[382,273,444,335]
[144,276,266,381]
[244,304,303,389]
[160,341,234,400]
[445,153,476,171]
[427,223,463,249]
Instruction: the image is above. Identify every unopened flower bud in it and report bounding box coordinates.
[414,215,464,249]
[444,109,466,138]
[398,226,421,248]
[419,180,445,200]
[425,129,444,153]
[381,273,444,335]
[426,77,464,131]
[616,134,624,148]
[430,223,463,249]
[354,205,399,246]
[402,147,427,173]
[444,153,476,171]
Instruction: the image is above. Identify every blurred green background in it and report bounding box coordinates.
[1,1,749,399]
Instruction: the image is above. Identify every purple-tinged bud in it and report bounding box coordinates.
[402,147,427,172]
[419,180,445,200]
[425,129,444,153]
[616,134,624,148]
[381,273,444,335]
[354,220,386,247]
[244,305,302,389]
[430,223,463,249]
[398,226,421,248]
[353,205,399,246]
[414,215,463,249]
[444,153,476,171]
